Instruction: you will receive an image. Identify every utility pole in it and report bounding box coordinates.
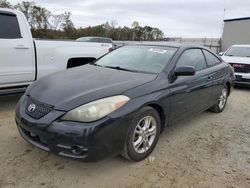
[221,8,226,36]
[220,8,226,52]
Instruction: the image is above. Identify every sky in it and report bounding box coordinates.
[8,0,250,38]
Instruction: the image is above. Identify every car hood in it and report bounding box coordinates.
[27,64,157,111]
[222,55,250,64]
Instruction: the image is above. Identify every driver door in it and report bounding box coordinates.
[168,48,211,123]
[0,11,35,86]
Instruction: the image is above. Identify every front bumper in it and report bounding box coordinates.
[234,72,250,86]
[15,95,133,162]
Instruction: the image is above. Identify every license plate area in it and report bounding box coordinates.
[235,75,242,81]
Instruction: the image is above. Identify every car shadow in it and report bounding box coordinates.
[233,85,250,91]
[0,93,23,110]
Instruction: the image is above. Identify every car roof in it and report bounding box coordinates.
[0,8,15,13]
[0,8,18,16]
[127,42,204,49]
[231,44,250,48]
[79,36,112,40]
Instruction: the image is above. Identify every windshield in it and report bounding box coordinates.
[95,45,177,74]
[225,47,250,57]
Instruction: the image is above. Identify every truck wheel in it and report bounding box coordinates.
[122,107,161,161]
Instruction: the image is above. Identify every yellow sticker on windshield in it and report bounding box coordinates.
[148,48,167,54]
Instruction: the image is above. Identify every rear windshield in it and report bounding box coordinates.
[225,47,250,57]
[95,45,177,74]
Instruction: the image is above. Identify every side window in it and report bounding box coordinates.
[98,38,110,43]
[89,38,101,43]
[102,39,112,43]
[203,50,221,67]
[176,49,207,71]
[0,14,21,39]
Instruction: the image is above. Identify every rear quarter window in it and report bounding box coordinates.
[203,50,221,67]
[0,13,21,39]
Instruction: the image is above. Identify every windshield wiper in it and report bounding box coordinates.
[103,66,140,73]
[91,63,103,67]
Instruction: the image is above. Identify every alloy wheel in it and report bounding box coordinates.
[132,116,157,154]
[219,88,227,109]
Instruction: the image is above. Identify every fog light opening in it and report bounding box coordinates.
[71,145,84,155]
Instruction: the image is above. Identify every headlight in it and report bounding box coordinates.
[61,95,130,122]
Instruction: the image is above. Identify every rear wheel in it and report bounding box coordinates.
[209,86,228,113]
[122,107,161,161]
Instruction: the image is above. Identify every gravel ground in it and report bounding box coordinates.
[0,88,249,188]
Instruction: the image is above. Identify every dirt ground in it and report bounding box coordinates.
[0,88,249,188]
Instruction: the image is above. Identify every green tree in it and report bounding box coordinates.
[0,0,165,40]
[15,1,35,27]
[62,11,74,31]
[131,21,140,40]
[50,14,64,30]
[32,6,51,29]
[61,11,74,38]
[0,0,13,8]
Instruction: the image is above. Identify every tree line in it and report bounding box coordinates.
[0,0,165,40]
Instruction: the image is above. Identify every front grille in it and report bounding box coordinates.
[25,97,52,119]
[229,63,250,73]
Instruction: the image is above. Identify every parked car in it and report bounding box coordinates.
[76,36,116,50]
[220,45,250,86]
[0,8,111,95]
[16,43,235,162]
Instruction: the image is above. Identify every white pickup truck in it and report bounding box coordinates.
[221,44,250,86]
[0,8,111,94]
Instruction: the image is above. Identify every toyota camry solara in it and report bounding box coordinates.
[16,43,235,162]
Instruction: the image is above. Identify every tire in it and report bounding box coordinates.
[122,106,161,161]
[209,86,228,113]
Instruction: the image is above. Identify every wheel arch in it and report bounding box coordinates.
[147,103,166,133]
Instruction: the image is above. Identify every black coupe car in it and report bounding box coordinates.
[16,43,235,162]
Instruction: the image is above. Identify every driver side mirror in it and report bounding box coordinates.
[174,66,196,76]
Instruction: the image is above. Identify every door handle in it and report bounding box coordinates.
[14,44,30,49]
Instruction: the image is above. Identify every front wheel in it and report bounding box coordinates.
[209,86,228,113]
[122,107,161,161]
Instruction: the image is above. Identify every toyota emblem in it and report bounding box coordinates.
[28,103,36,112]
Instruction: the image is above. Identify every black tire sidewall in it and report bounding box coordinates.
[124,107,161,161]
